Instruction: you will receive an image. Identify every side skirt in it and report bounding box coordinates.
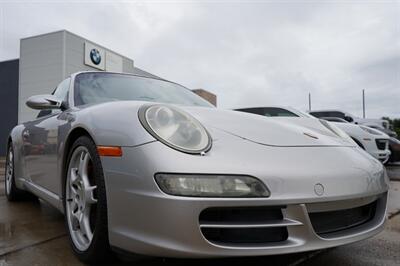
[20,178,64,213]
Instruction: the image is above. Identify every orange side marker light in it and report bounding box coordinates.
[97,146,123,157]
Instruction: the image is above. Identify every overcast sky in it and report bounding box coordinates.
[0,1,399,118]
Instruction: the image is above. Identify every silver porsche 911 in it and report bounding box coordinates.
[5,71,389,263]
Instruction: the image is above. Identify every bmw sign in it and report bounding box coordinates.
[90,48,101,65]
[84,42,105,70]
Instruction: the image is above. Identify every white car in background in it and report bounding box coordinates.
[235,106,391,164]
[362,123,397,138]
[308,109,390,130]
[320,117,391,164]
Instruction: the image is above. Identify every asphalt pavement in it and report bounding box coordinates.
[0,161,399,266]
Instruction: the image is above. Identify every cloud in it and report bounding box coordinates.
[0,1,399,118]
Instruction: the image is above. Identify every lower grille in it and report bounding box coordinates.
[309,200,377,237]
[376,139,387,150]
[199,206,299,245]
[201,227,288,244]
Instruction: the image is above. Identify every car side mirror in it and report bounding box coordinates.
[344,116,354,123]
[26,94,63,110]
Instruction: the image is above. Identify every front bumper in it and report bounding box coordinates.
[363,138,391,163]
[369,149,391,163]
[107,190,387,258]
[100,133,389,258]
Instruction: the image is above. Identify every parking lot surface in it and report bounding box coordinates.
[0,161,399,266]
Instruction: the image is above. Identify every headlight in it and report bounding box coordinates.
[360,125,382,135]
[319,119,355,144]
[155,174,270,197]
[139,105,212,154]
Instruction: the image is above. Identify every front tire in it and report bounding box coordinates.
[64,136,113,263]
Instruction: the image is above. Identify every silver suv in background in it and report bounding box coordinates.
[362,123,397,138]
[309,110,390,131]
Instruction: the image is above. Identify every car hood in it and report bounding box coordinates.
[74,102,355,147]
[182,106,355,147]
[331,122,390,140]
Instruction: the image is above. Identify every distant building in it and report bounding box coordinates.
[192,89,217,106]
[0,59,19,156]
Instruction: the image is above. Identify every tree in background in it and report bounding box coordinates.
[382,117,400,138]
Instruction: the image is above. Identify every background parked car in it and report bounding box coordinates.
[351,121,398,163]
[309,109,390,130]
[320,117,391,164]
[236,106,391,164]
[388,137,400,163]
[363,123,397,138]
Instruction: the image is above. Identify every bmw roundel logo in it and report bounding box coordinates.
[90,48,101,65]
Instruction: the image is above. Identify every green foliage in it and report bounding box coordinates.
[382,117,400,137]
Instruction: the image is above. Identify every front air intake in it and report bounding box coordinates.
[309,200,377,237]
[199,206,301,245]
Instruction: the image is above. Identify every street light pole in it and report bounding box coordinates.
[308,92,311,111]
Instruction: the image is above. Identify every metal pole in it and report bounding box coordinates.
[362,89,365,118]
[308,92,311,111]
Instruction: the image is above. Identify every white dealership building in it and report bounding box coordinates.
[16,30,162,123]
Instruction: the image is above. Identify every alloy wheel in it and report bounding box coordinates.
[5,148,13,195]
[66,146,98,251]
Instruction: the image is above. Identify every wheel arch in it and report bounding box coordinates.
[6,135,12,152]
[7,125,26,187]
[7,128,19,152]
[61,127,96,201]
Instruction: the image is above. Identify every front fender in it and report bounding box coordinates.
[68,101,156,147]
[8,124,26,187]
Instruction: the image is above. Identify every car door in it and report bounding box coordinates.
[23,78,71,194]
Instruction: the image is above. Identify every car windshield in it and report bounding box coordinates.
[262,107,299,117]
[237,107,299,117]
[74,73,213,107]
[322,117,348,123]
[310,111,345,119]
